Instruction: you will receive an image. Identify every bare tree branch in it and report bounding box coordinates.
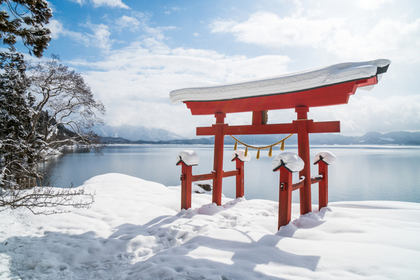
[1,52,105,214]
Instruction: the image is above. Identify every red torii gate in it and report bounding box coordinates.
[170,59,390,217]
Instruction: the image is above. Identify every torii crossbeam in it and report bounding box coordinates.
[170,59,390,216]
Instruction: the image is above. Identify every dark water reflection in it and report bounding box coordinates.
[42,145,420,204]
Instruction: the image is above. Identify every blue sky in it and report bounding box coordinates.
[20,0,420,136]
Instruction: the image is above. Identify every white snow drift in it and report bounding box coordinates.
[1,173,419,279]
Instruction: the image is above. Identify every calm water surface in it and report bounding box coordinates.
[43,145,420,204]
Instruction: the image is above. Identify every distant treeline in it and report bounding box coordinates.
[99,131,420,146]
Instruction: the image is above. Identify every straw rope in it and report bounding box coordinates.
[230,134,294,159]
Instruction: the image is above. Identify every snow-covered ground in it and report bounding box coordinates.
[1,173,419,279]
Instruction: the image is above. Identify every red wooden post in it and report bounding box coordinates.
[178,162,192,210]
[314,151,336,210]
[277,166,293,230]
[233,158,245,198]
[318,161,329,209]
[213,112,226,206]
[295,106,312,215]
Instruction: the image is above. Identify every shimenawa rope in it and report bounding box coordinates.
[230,134,294,159]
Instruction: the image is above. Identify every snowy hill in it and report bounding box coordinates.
[1,173,419,279]
[92,125,183,141]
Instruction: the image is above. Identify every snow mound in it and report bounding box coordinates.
[1,173,419,279]
[272,152,305,172]
[314,151,337,165]
[231,149,251,162]
[176,150,199,166]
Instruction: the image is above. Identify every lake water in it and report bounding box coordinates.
[43,145,420,204]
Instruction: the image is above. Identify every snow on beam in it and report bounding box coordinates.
[313,151,337,165]
[169,59,390,104]
[272,152,305,172]
[176,150,199,166]
[231,150,251,162]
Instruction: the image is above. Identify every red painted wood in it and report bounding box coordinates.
[179,163,192,210]
[292,181,304,191]
[278,167,293,230]
[213,113,225,206]
[252,111,263,125]
[197,123,296,136]
[191,173,215,182]
[307,121,341,133]
[318,161,329,209]
[234,159,245,198]
[355,77,377,88]
[185,80,374,115]
[222,170,240,178]
[296,107,312,215]
[196,121,339,136]
[311,176,323,184]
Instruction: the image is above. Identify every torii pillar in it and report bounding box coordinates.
[295,106,312,214]
[213,112,226,206]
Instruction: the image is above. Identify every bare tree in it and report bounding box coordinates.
[27,55,106,156]
[0,1,103,214]
[0,52,105,214]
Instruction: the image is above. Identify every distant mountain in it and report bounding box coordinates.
[353,131,420,145]
[229,131,420,146]
[93,125,183,141]
[98,130,420,146]
[99,137,213,145]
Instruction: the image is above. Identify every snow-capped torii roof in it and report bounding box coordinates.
[169,59,390,104]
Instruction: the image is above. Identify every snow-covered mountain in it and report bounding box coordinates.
[92,125,183,141]
[94,125,420,145]
[227,131,420,146]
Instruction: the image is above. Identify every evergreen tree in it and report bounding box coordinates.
[0,48,39,185]
[0,0,52,57]
[0,2,98,214]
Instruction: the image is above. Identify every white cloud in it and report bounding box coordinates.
[47,19,65,39]
[211,12,345,48]
[67,39,291,135]
[210,4,420,64]
[164,6,181,15]
[55,0,419,136]
[67,0,129,9]
[113,13,176,38]
[91,0,129,9]
[313,95,420,135]
[86,23,113,50]
[325,18,420,64]
[48,19,91,45]
[115,15,141,32]
[48,20,113,50]
[142,25,177,41]
[63,29,418,136]
[355,0,394,10]
[67,0,85,4]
